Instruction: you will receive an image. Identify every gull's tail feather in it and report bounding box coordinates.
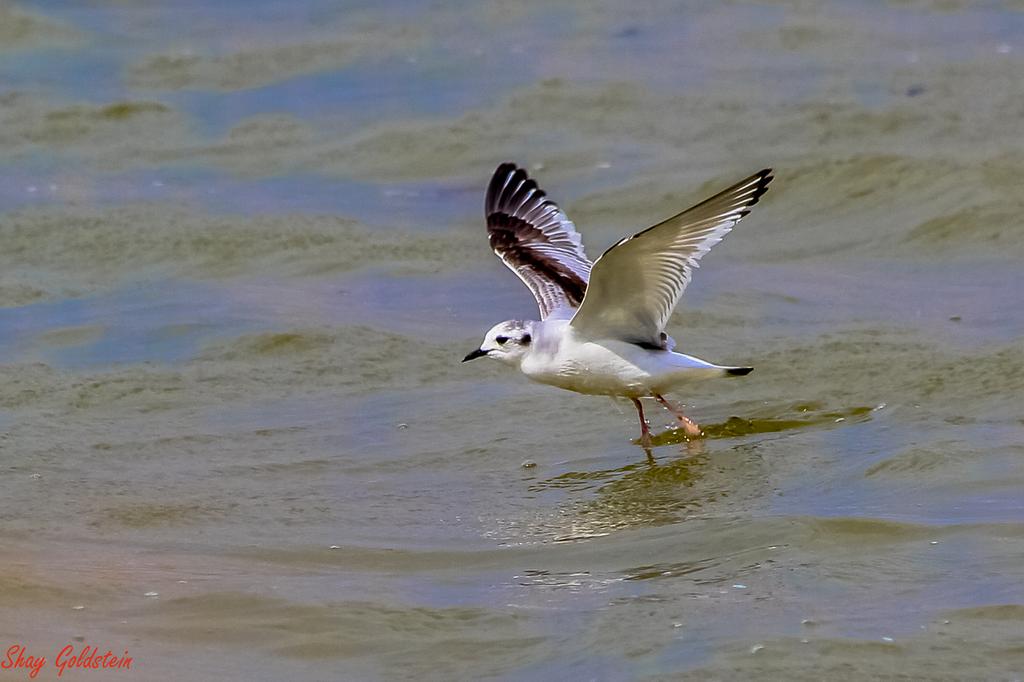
[647,353,753,388]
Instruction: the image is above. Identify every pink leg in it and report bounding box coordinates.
[630,398,653,449]
[654,394,702,438]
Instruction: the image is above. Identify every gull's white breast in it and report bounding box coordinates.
[520,321,724,397]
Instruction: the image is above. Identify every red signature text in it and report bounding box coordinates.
[2,644,132,678]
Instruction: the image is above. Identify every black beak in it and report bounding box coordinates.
[462,348,488,362]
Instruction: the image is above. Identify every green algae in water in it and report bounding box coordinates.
[647,405,875,445]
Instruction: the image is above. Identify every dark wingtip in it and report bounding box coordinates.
[486,162,529,216]
[726,367,753,376]
[749,169,774,206]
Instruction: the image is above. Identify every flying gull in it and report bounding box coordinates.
[463,163,773,449]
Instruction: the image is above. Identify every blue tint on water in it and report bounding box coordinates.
[0,281,262,368]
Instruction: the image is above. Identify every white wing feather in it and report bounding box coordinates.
[570,169,773,346]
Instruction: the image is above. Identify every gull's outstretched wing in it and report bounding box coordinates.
[486,163,592,319]
[570,169,773,347]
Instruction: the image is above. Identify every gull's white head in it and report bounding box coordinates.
[462,320,533,366]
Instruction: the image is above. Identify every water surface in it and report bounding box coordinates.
[1,0,1023,679]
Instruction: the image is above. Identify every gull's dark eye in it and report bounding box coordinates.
[495,335,509,345]
[521,333,531,345]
